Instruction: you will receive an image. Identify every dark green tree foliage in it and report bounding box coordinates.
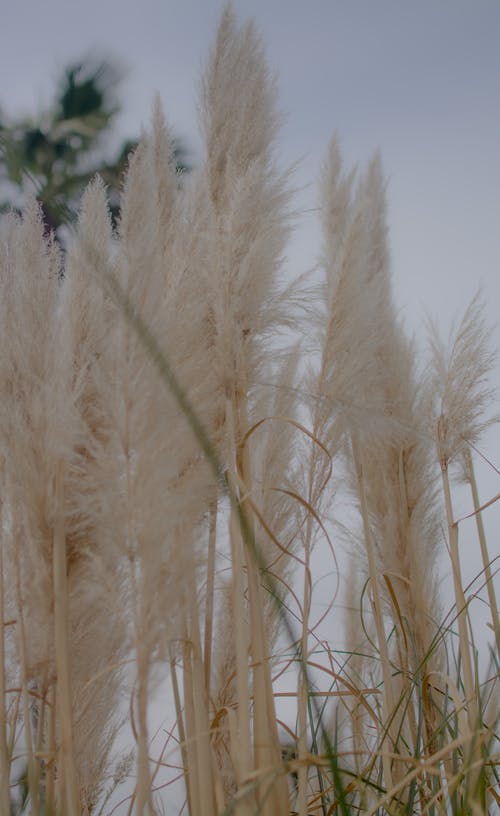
[0,59,190,236]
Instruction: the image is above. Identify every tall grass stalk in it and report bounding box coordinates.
[463,448,500,657]
[0,518,10,816]
[52,460,79,816]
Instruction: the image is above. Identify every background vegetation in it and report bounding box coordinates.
[0,59,189,238]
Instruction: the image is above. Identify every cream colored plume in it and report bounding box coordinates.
[428,291,499,468]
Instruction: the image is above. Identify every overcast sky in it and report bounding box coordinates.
[2,1,499,320]
[2,0,499,635]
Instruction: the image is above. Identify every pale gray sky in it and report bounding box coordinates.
[2,0,499,658]
[2,1,499,318]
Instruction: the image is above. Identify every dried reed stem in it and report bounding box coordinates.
[182,632,202,816]
[169,654,191,814]
[297,569,310,816]
[52,460,79,816]
[225,397,253,791]
[15,565,39,815]
[237,401,289,816]
[203,498,218,692]
[186,561,218,816]
[437,434,485,805]
[130,556,153,816]
[0,524,10,816]
[465,449,500,657]
[45,683,56,813]
[351,435,396,793]
[437,436,476,723]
